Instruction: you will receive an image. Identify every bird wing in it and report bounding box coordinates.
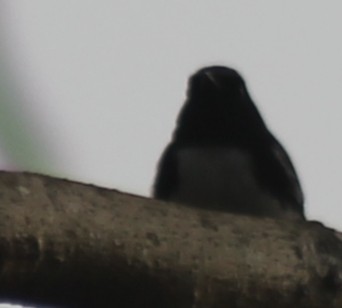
[269,137,304,211]
[153,143,179,200]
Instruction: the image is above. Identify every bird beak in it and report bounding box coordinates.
[205,71,220,88]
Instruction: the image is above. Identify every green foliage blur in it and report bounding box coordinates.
[0,56,53,173]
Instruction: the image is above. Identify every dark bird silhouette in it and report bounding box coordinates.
[153,66,304,219]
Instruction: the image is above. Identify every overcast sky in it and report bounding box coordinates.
[1,2,342,230]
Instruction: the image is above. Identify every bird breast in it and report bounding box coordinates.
[171,146,286,217]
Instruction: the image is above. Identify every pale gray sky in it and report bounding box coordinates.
[1,2,342,230]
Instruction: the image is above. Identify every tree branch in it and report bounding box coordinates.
[0,172,341,307]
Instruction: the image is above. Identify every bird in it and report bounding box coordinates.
[153,66,305,220]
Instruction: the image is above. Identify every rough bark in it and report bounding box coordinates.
[0,172,341,307]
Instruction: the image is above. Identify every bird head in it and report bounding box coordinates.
[188,66,246,101]
[175,66,266,144]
